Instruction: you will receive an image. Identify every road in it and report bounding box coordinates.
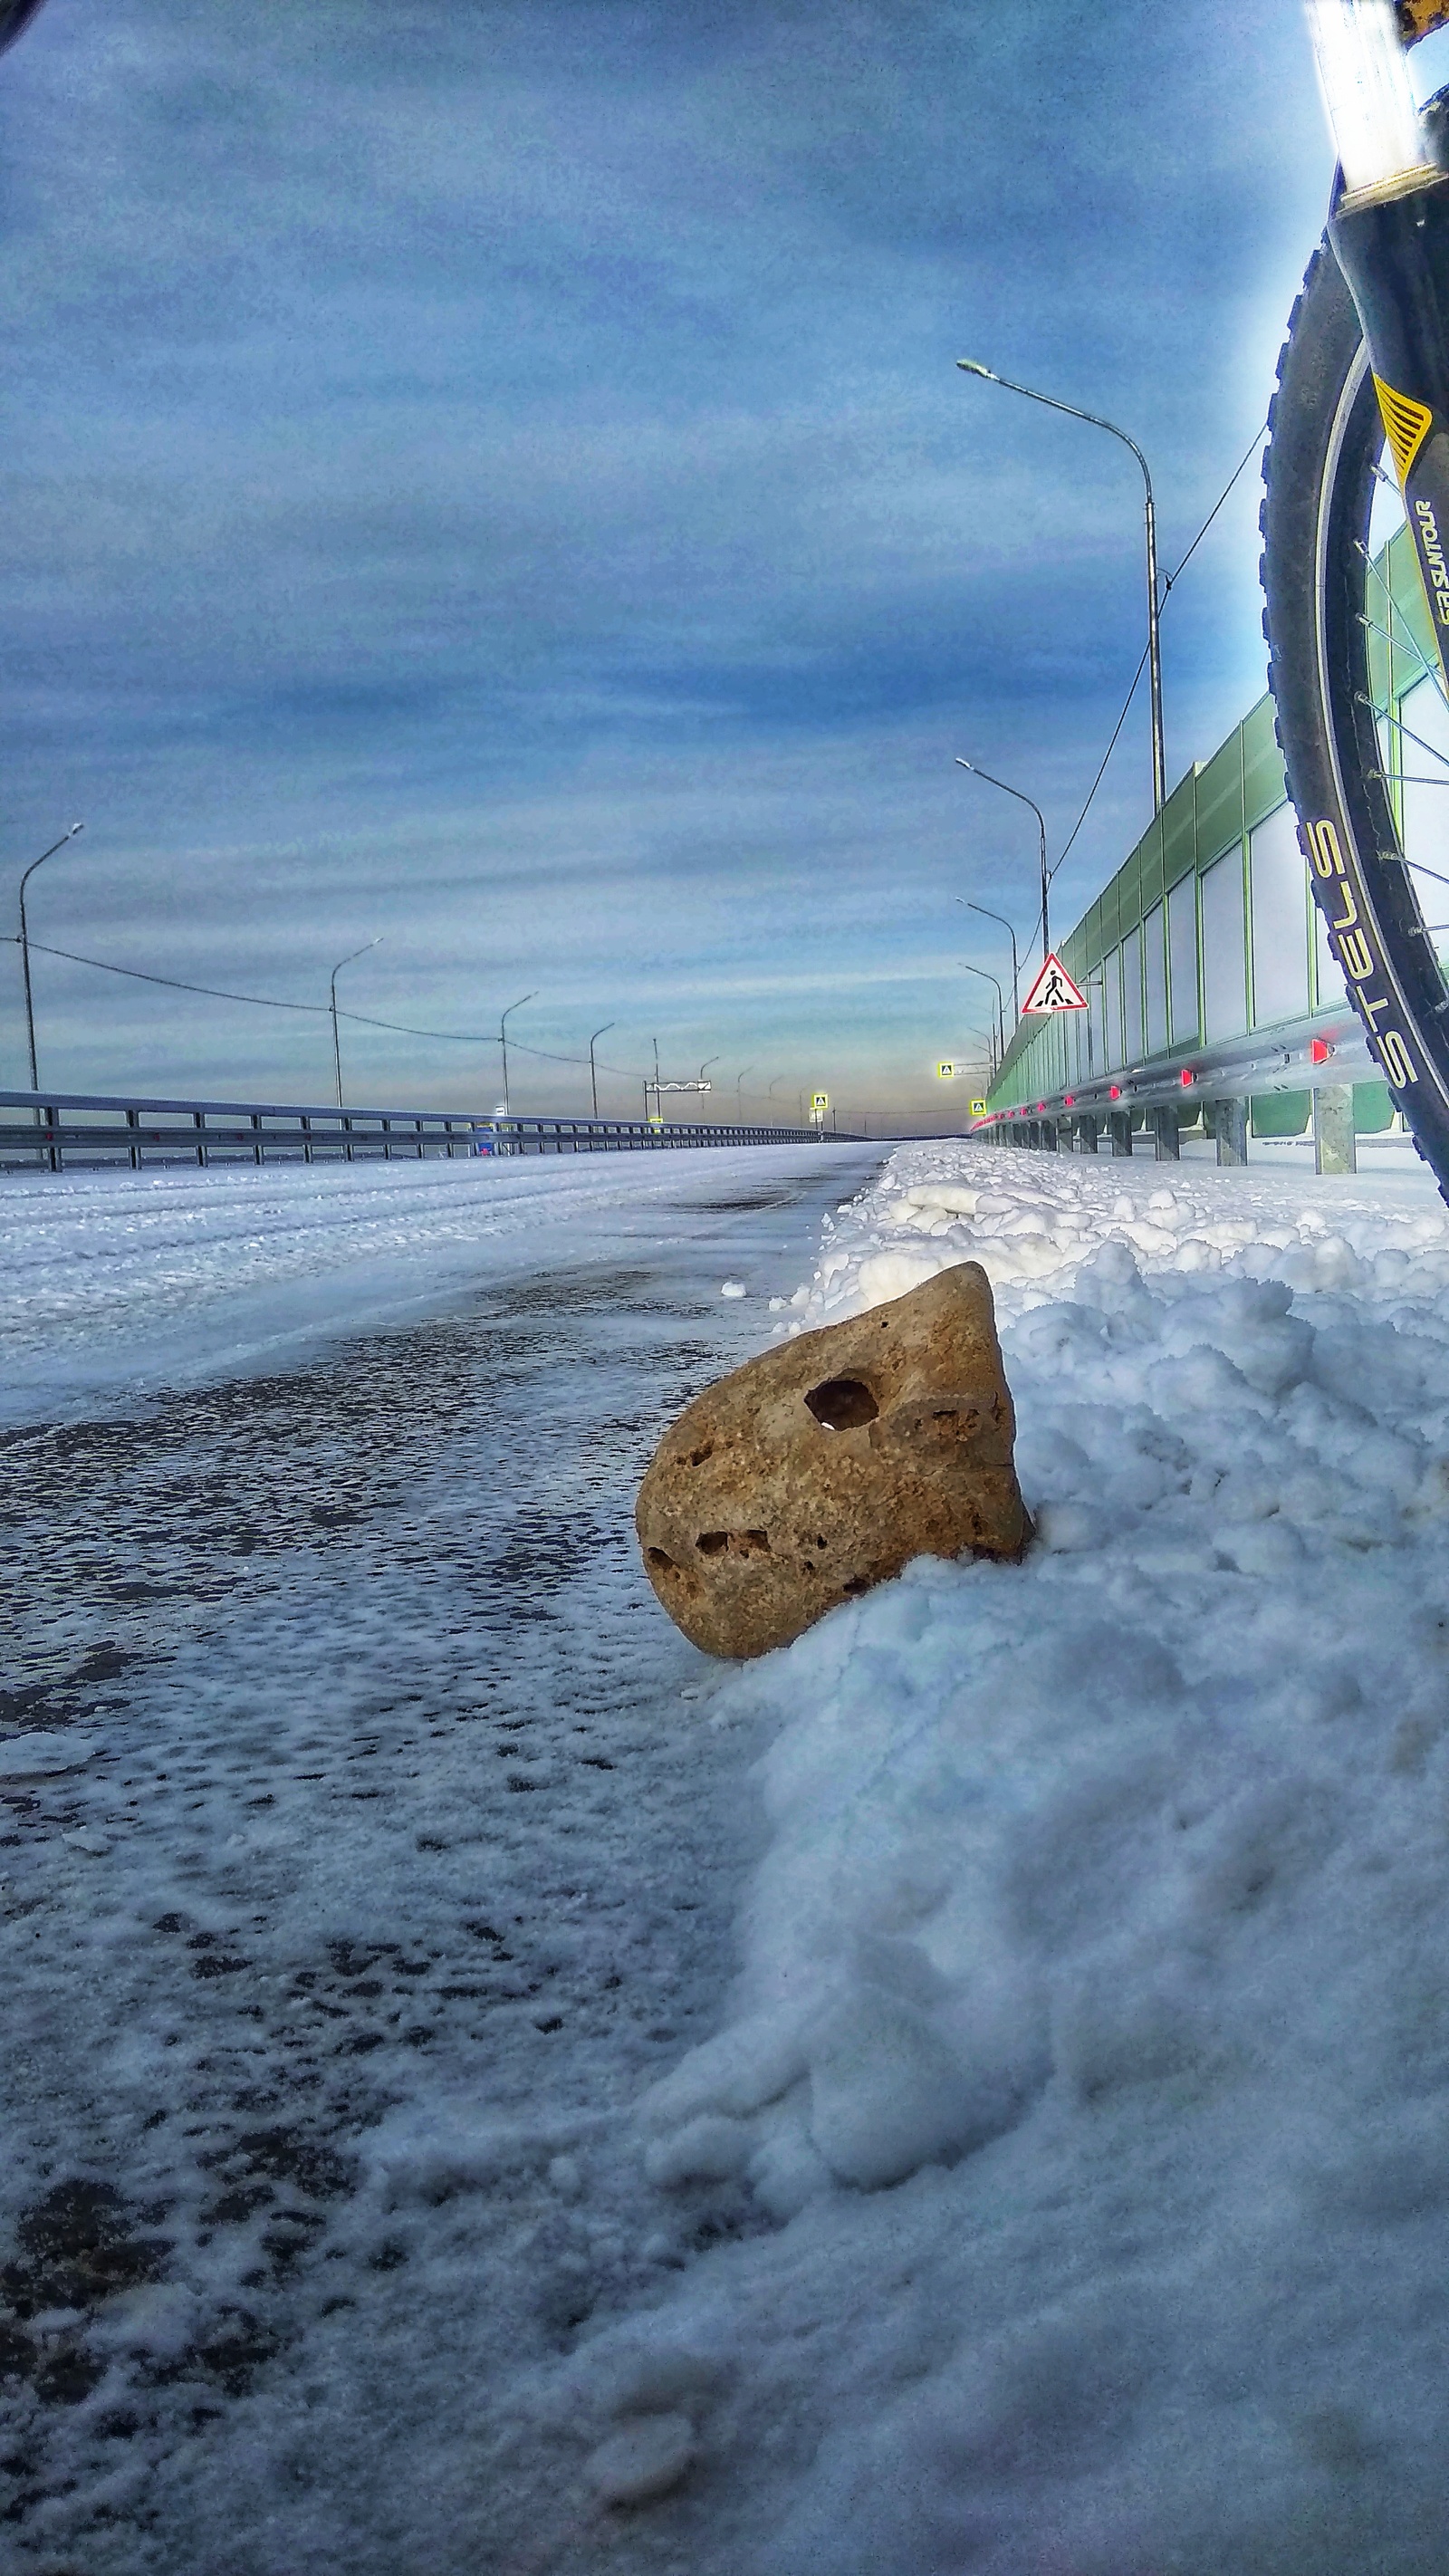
[0,1143,880,2576]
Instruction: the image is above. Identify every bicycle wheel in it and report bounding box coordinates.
[1261,104,1449,1198]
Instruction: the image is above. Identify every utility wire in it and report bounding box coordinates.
[1051,416,1268,879]
[11,426,1269,1081]
[1158,417,1266,598]
[5,935,328,1014]
[4,935,645,1081]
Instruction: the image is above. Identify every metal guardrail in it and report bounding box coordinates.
[0,1089,844,1174]
[972,997,1374,1136]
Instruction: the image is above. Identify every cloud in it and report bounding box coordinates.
[0,0,1330,1116]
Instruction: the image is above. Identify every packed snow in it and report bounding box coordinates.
[6,1138,1449,2572]
[0,1147,862,1429]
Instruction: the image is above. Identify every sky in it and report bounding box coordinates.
[0,0,1390,1127]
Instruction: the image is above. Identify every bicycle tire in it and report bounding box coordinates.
[1261,119,1449,1201]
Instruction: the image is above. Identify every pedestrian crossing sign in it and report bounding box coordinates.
[811,1092,830,1111]
[970,1098,987,1116]
[936,1061,955,1080]
[1022,952,1088,1013]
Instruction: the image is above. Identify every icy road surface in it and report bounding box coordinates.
[0,1144,879,2573]
[8,1139,1449,2576]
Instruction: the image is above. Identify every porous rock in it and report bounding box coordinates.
[636,1262,1028,1658]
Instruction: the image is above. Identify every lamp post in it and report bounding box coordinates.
[500,991,537,1119]
[17,822,85,1098]
[956,756,1052,959]
[959,898,1021,1028]
[697,1055,719,1127]
[329,937,383,1110]
[734,1063,755,1121]
[957,958,1005,1078]
[955,1028,993,1096]
[957,359,1166,813]
[767,1073,790,1129]
[588,1021,615,1119]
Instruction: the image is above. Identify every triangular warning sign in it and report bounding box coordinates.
[1375,376,1434,487]
[1022,951,1087,1013]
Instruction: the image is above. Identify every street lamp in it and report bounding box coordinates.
[957,359,1166,813]
[956,756,1052,959]
[959,898,1021,1027]
[954,1027,994,1091]
[957,958,1005,1077]
[17,822,84,1096]
[329,937,384,1110]
[588,1021,615,1119]
[734,1062,755,1120]
[500,991,537,1119]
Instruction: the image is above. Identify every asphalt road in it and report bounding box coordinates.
[0,1145,880,2576]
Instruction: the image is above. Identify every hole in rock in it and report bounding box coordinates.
[646,1548,677,1574]
[695,1529,772,1559]
[841,1577,869,1597]
[687,1444,714,1467]
[804,1378,878,1432]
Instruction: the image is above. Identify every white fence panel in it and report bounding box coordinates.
[1249,800,1310,1027]
[1144,902,1168,1056]
[1121,925,1142,1063]
[1167,870,1199,1045]
[1201,848,1248,1043]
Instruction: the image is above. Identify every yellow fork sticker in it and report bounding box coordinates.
[1376,377,1435,486]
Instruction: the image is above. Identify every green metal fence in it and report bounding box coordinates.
[983,518,1442,1133]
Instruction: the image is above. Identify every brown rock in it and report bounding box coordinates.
[636,1262,1029,1658]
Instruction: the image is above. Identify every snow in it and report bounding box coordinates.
[8,1137,1449,2571]
[571,1142,1449,2573]
[0,1148,856,1429]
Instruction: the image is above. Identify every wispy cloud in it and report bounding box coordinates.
[1,0,1329,1118]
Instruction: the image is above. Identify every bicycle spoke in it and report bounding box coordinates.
[1358,606,1449,713]
[1358,696,1449,772]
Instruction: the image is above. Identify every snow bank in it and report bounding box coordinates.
[566,1143,1449,2572]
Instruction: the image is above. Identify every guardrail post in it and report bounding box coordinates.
[128,1107,142,1171]
[1151,1106,1180,1161]
[1108,1111,1133,1158]
[194,1109,207,1168]
[1312,1084,1357,1176]
[1075,1114,1099,1153]
[1214,1099,1248,1167]
[302,1113,313,1165]
[250,1110,264,1166]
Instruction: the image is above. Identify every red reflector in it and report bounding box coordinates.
[1179,1068,1195,1087]
[1310,1037,1331,1064]
[1036,1102,1046,1113]
[1063,1093,1075,1108]
[1109,1085,1121,1101]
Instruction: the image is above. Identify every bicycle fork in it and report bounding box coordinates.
[1312,1,1449,687]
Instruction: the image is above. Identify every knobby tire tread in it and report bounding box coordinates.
[1261,211,1449,1203]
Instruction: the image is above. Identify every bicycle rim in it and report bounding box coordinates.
[1262,224,1449,1196]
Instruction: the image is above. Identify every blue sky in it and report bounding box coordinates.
[0,0,1358,1124]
